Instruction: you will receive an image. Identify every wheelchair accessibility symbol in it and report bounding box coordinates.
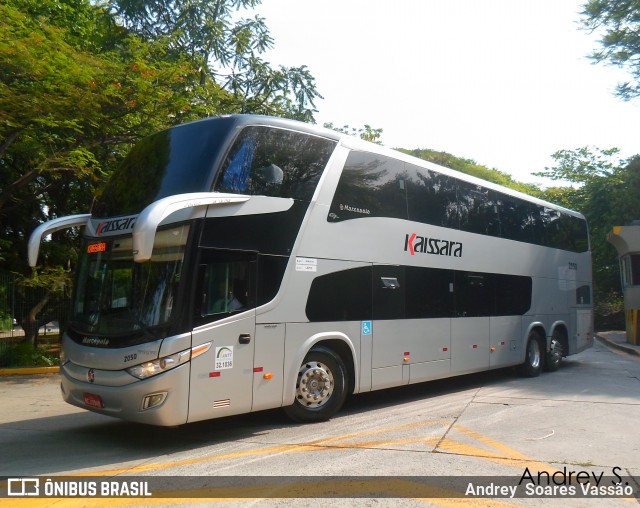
[361,320,372,335]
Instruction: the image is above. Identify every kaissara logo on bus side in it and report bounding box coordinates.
[404,233,463,257]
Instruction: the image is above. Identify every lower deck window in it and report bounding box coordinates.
[306,265,532,322]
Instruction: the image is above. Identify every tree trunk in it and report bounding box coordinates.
[23,291,51,348]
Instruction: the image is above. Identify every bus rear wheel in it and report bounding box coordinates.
[284,346,347,423]
[519,331,543,377]
[545,331,564,372]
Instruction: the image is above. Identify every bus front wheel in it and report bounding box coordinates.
[284,346,347,423]
[519,331,543,377]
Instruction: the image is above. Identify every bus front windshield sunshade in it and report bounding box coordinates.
[70,226,189,336]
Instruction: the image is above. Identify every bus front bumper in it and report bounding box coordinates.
[60,362,191,426]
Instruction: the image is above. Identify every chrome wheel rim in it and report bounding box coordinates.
[295,361,334,408]
[528,339,541,369]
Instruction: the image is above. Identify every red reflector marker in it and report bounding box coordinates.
[209,372,221,378]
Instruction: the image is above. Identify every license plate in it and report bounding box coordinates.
[83,393,104,409]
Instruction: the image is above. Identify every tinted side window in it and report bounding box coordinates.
[373,266,405,320]
[257,255,288,306]
[96,119,233,216]
[305,267,372,321]
[455,272,494,317]
[405,266,454,318]
[306,265,531,322]
[194,250,256,326]
[326,152,588,253]
[496,193,536,244]
[497,194,588,252]
[406,165,459,228]
[545,213,588,252]
[328,152,408,222]
[630,255,640,286]
[576,285,591,305]
[455,272,532,317]
[457,181,500,236]
[567,215,589,253]
[216,126,336,201]
[492,274,532,315]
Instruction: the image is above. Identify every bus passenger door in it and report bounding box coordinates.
[187,251,257,423]
[451,272,491,374]
[371,265,409,390]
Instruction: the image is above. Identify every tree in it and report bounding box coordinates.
[324,123,384,144]
[14,267,72,347]
[1,0,218,274]
[1,0,226,342]
[582,0,640,100]
[108,0,321,120]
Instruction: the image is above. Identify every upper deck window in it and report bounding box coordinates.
[328,150,588,253]
[328,152,408,222]
[95,119,337,217]
[215,126,336,201]
[95,118,235,217]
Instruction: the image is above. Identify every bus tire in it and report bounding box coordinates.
[545,330,564,372]
[284,346,348,423]
[519,331,543,377]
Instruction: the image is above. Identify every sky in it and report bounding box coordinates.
[254,0,638,185]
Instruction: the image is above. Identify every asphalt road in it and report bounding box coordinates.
[0,338,638,507]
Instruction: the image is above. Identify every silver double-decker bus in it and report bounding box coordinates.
[29,115,593,426]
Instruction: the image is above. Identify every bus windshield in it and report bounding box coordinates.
[70,225,190,336]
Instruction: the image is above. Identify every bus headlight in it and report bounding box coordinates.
[126,350,190,379]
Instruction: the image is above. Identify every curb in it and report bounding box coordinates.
[595,334,640,357]
[0,366,60,376]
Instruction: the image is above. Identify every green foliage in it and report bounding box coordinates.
[594,290,625,329]
[13,267,72,345]
[0,0,228,274]
[109,0,321,121]
[15,267,72,293]
[581,0,640,100]
[324,123,384,144]
[1,0,323,353]
[0,341,59,368]
[0,314,12,332]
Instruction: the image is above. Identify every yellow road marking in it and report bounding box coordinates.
[2,419,633,506]
[438,424,558,472]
